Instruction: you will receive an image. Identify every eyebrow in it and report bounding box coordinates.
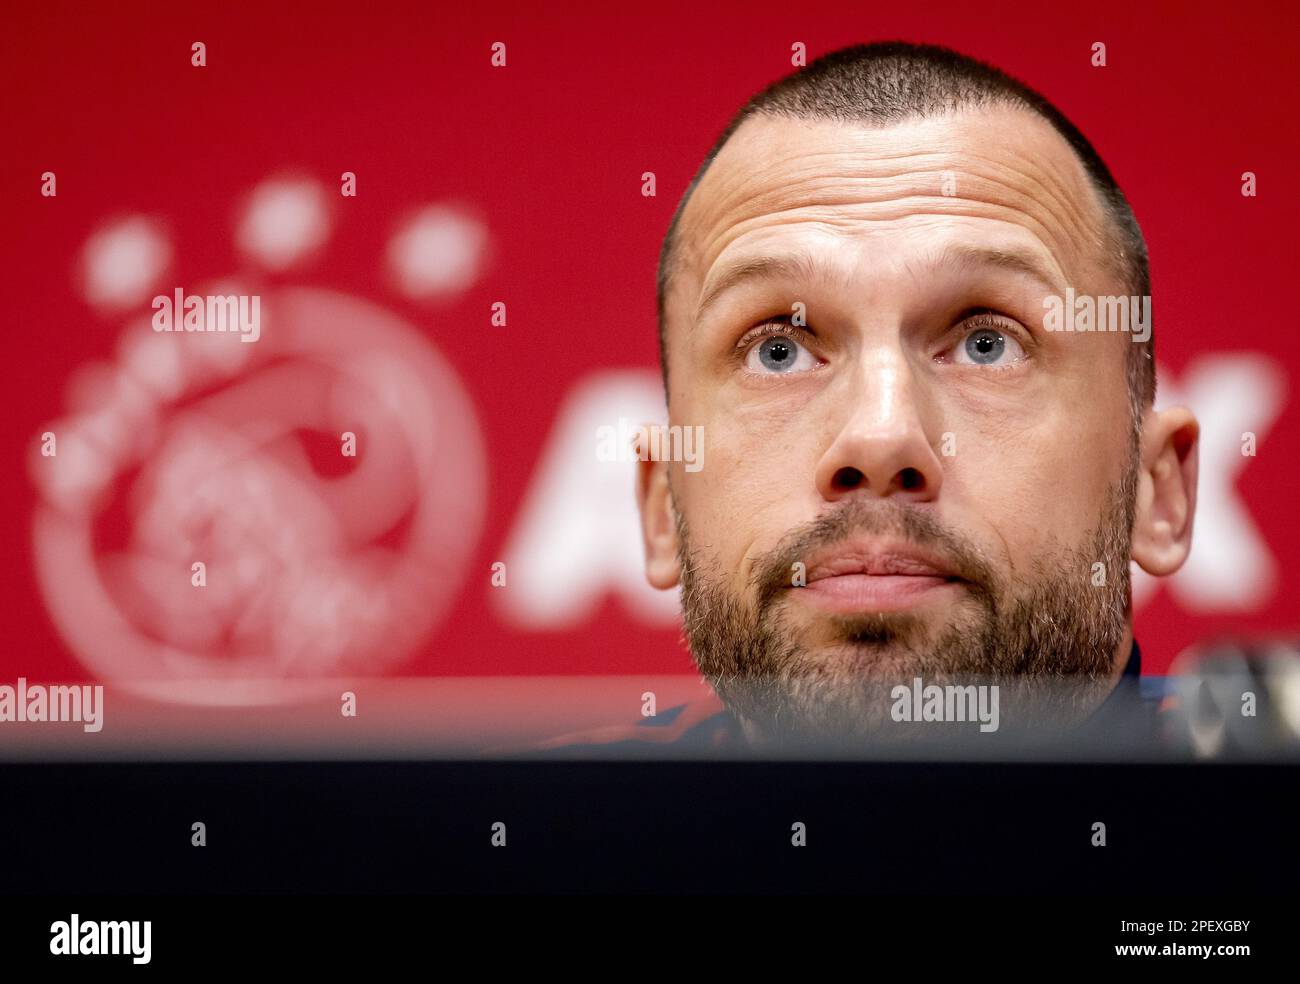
[695,252,826,323]
[694,243,1064,323]
[930,243,1065,296]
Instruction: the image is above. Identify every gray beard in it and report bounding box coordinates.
[674,461,1138,747]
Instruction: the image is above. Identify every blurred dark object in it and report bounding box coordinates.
[1164,638,1300,759]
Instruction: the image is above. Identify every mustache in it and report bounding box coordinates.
[749,499,999,612]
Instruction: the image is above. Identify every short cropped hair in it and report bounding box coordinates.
[656,41,1154,426]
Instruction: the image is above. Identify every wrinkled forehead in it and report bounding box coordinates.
[670,105,1115,323]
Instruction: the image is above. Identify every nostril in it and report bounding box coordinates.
[898,467,924,491]
[832,466,865,491]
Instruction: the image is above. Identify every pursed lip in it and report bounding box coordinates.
[802,538,961,582]
[793,538,965,613]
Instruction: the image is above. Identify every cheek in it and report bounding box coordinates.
[942,389,1131,569]
[673,404,823,573]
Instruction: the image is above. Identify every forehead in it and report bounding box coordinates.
[671,105,1114,320]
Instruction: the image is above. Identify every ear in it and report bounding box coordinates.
[635,430,680,590]
[1131,405,1199,577]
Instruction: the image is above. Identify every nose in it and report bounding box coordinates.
[813,349,943,503]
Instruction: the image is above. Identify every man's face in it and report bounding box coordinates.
[650,105,1149,742]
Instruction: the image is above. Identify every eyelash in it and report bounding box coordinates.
[955,309,1020,335]
[735,316,808,351]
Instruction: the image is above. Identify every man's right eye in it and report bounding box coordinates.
[741,326,821,375]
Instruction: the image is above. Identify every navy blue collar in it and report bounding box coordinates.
[1122,637,1142,677]
[1081,637,1149,731]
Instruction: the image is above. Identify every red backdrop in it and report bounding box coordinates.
[2,0,1297,704]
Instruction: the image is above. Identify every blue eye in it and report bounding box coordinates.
[952,324,1025,366]
[745,332,819,374]
[965,329,1004,363]
[760,337,795,370]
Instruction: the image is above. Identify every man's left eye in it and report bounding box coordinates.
[950,326,1025,366]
